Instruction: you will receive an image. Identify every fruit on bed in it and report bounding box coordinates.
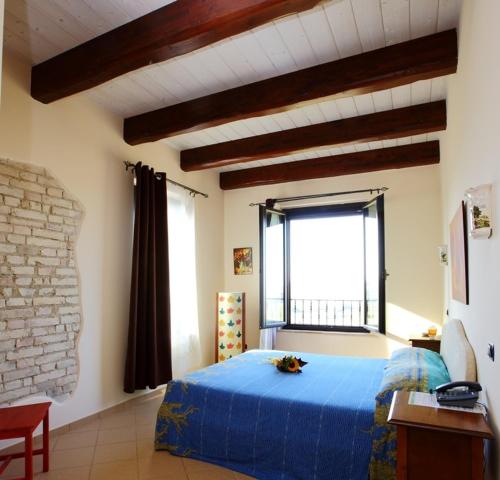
[273,355,308,373]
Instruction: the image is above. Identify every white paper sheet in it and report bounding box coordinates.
[408,391,485,415]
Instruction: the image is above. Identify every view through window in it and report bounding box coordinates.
[289,214,364,328]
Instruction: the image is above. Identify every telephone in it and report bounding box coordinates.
[434,381,482,409]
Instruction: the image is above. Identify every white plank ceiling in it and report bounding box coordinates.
[3,0,463,173]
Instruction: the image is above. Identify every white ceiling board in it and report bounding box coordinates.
[437,0,463,30]
[410,0,439,39]
[297,6,341,64]
[350,0,385,51]
[391,84,412,109]
[324,0,362,58]
[252,22,298,76]
[352,94,376,115]
[372,90,393,112]
[430,76,448,101]
[274,15,317,69]
[3,0,177,63]
[380,0,410,46]
[411,80,432,105]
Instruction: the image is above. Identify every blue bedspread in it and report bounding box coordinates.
[155,350,387,480]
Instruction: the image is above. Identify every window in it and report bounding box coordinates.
[259,196,386,333]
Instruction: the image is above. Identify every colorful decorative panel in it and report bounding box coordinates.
[216,292,246,362]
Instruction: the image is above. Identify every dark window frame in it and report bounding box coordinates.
[260,199,386,334]
[259,205,288,330]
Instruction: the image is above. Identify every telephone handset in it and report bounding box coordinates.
[434,381,482,408]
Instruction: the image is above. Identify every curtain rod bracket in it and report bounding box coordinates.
[123,161,208,198]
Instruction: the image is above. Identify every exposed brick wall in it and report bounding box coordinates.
[0,159,83,404]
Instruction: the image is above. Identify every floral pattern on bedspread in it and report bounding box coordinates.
[155,382,198,456]
[369,347,451,480]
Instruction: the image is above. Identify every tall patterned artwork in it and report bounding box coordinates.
[216,292,246,362]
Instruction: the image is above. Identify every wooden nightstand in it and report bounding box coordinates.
[409,336,441,353]
[388,391,493,480]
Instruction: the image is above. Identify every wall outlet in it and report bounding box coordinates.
[488,343,495,361]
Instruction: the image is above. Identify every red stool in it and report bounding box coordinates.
[0,402,51,480]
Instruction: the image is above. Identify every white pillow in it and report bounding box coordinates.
[440,319,477,382]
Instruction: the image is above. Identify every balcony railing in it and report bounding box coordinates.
[290,298,365,328]
[265,298,376,328]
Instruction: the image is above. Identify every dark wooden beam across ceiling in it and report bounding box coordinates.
[220,141,440,190]
[31,0,323,103]
[181,101,446,171]
[124,30,457,145]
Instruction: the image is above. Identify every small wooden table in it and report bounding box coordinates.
[388,391,493,480]
[409,336,441,353]
[0,402,51,480]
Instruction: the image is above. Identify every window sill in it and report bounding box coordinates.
[281,325,372,334]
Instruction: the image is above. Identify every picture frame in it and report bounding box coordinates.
[465,184,493,239]
[449,202,469,305]
[233,247,253,275]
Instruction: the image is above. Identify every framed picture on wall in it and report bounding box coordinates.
[233,247,253,275]
[449,202,469,304]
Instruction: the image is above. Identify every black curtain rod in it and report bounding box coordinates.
[124,161,208,198]
[249,187,388,207]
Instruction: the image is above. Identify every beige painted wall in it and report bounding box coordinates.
[224,165,444,358]
[440,1,500,476]
[0,53,224,430]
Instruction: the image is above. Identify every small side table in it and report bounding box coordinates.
[409,336,441,353]
[388,391,493,479]
[0,402,51,480]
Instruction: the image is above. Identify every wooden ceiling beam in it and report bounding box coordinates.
[31,0,323,103]
[219,142,440,190]
[181,101,446,171]
[124,30,457,145]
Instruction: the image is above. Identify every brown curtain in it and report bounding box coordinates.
[124,162,172,393]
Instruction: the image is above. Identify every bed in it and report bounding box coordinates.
[155,319,475,480]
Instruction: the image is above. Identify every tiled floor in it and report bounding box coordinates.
[1,391,254,480]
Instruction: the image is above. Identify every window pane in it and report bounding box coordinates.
[264,211,285,325]
[289,215,364,327]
